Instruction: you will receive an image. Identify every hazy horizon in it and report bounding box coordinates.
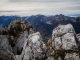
[0,0,80,16]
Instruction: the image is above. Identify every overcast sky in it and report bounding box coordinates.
[0,0,80,16]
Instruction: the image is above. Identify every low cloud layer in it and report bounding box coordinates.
[0,0,80,16]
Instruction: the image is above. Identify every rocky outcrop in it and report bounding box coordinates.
[0,18,36,59]
[0,18,48,60]
[0,18,80,60]
[16,31,28,54]
[46,24,80,60]
[52,24,75,40]
[15,32,47,60]
[52,24,78,50]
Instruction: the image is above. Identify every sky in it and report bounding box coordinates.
[0,0,80,16]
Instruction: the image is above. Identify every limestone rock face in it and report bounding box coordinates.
[0,49,15,60]
[16,32,47,60]
[52,24,78,50]
[53,37,62,50]
[77,34,80,44]
[64,53,80,60]
[0,18,36,60]
[0,35,12,52]
[62,33,78,50]
[16,31,28,54]
[76,34,80,56]
[52,24,75,40]
[46,24,80,60]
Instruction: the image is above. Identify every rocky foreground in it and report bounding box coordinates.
[0,18,80,60]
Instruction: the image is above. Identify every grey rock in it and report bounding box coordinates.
[52,24,78,51]
[62,33,78,50]
[0,19,80,60]
[46,57,62,60]
[46,57,54,60]
[8,18,32,31]
[0,35,12,52]
[0,18,36,60]
[23,32,47,60]
[15,32,47,60]
[16,31,28,54]
[52,24,75,40]
[29,28,35,34]
[77,34,80,44]
[49,24,80,60]
[64,53,80,60]
[0,49,15,60]
[54,37,62,50]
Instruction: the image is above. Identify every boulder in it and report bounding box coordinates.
[48,24,80,60]
[52,24,78,51]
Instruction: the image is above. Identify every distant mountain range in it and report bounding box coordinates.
[0,14,80,41]
[0,16,20,27]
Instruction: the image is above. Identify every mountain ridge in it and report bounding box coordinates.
[0,14,80,41]
[0,19,80,60]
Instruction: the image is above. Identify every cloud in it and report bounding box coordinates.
[9,0,63,2]
[0,11,18,12]
[9,0,80,2]
[0,0,80,16]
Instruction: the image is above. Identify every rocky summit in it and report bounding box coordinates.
[0,18,80,60]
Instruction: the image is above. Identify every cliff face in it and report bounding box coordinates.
[0,18,80,60]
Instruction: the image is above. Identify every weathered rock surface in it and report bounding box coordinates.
[0,49,15,60]
[16,31,28,54]
[64,53,80,60]
[46,57,54,60]
[52,24,75,40]
[15,32,47,60]
[8,18,32,30]
[52,24,78,50]
[77,34,80,44]
[0,35,12,52]
[46,24,80,60]
[62,33,78,50]
[0,18,36,60]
